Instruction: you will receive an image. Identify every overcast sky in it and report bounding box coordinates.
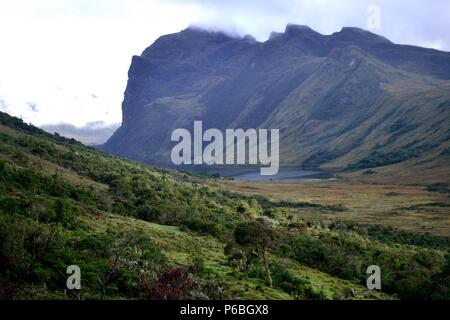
[0,0,449,128]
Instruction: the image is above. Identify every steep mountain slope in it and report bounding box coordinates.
[102,25,450,181]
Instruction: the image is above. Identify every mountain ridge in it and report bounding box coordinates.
[102,25,450,182]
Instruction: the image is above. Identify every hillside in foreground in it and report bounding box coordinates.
[0,111,449,300]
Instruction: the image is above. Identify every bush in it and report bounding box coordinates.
[181,218,223,237]
[279,230,447,300]
[139,267,198,300]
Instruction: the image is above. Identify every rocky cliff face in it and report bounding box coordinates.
[102,24,450,173]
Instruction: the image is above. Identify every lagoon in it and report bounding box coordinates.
[185,166,334,181]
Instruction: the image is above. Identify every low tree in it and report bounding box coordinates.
[98,232,165,297]
[233,220,275,287]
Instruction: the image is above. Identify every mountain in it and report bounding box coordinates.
[41,122,120,146]
[102,25,450,182]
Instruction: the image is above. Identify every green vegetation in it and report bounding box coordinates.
[229,220,276,287]
[426,183,450,196]
[0,111,448,300]
[330,221,450,250]
[223,192,347,212]
[278,226,448,300]
[346,140,448,172]
[346,149,419,171]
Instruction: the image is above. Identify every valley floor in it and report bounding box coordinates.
[209,179,450,237]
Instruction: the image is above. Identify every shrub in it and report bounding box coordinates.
[139,267,197,300]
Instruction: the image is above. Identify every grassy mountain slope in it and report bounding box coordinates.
[266,46,450,176]
[0,111,448,300]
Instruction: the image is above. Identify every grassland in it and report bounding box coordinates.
[209,179,450,237]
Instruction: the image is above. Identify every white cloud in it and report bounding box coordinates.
[0,0,201,127]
